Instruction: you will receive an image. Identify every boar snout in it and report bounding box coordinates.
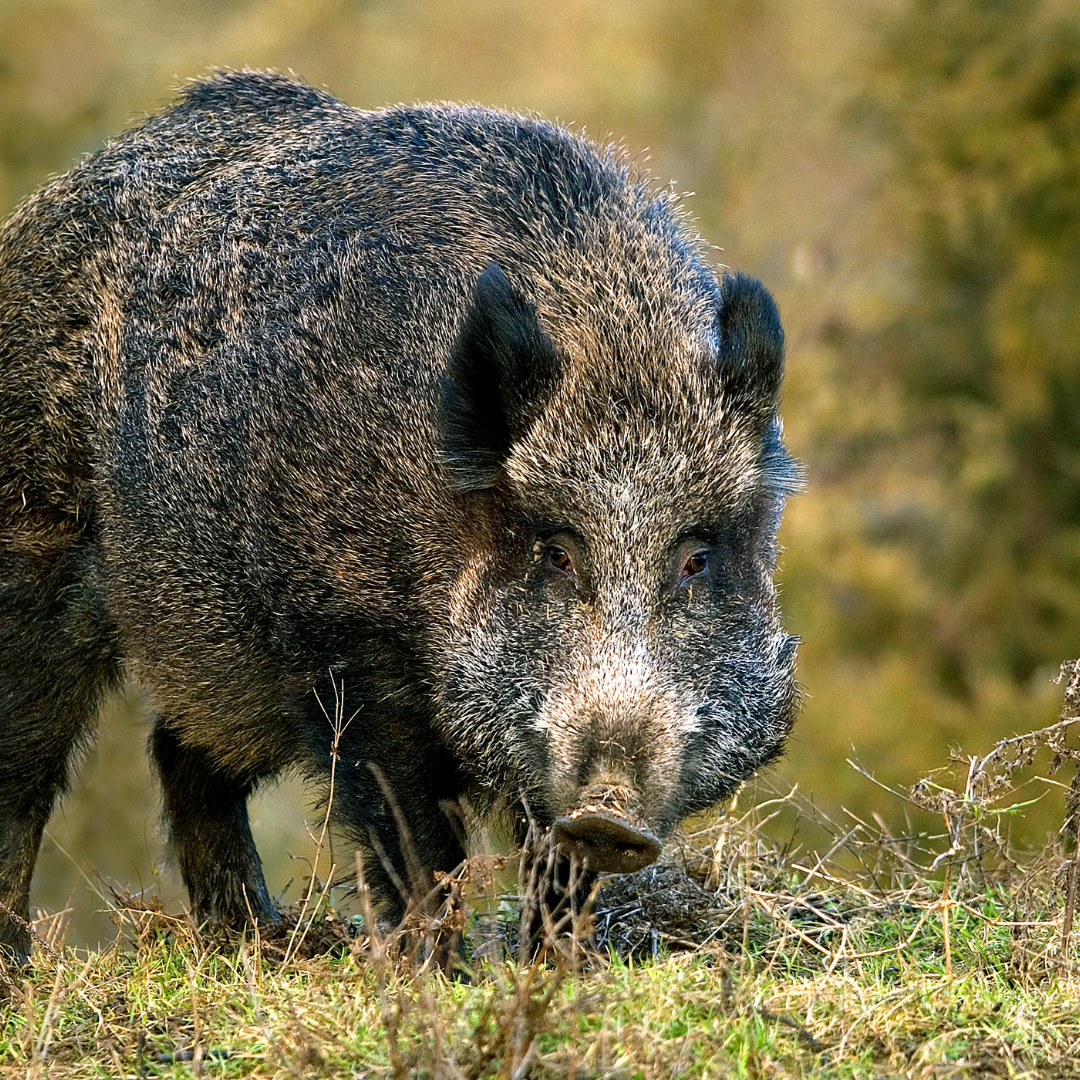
[552,810,661,873]
[551,786,662,873]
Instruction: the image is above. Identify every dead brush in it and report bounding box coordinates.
[892,658,1080,965]
[662,659,1080,985]
[901,660,1080,879]
[8,667,1080,1078]
[349,833,599,1080]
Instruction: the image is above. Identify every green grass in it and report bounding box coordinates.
[4,828,1080,1078]
[5,671,1080,1078]
[3,874,1080,1079]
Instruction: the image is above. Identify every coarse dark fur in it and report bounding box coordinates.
[0,70,800,966]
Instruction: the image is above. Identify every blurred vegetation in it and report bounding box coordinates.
[781,0,1080,812]
[1,0,1077,946]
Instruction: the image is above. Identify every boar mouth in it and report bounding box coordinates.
[552,805,662,874]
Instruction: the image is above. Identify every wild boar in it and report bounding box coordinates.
[0,70,799,966]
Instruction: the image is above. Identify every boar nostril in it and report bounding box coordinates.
[552,808,662,874]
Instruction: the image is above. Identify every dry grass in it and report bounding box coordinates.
[3,661,1080,1078]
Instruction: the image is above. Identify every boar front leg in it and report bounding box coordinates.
[150,720,280,930]
[516,816,599,959]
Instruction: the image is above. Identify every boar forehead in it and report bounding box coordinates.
[504,350,772,543]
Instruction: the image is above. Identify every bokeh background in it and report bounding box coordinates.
[2,0,1078,948]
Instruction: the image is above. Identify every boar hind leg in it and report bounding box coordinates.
[0,544,119,968]
[150,721,280,930]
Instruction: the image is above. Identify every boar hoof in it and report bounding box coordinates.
[552,809,661,874]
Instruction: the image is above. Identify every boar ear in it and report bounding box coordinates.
[714,271,785,415]
[440,260,561,490]
[716,273,801,498]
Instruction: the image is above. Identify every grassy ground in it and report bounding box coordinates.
[3,664,1080,1079]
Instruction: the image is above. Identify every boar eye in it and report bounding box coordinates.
[680,550,709,582]
[546,544,574,576]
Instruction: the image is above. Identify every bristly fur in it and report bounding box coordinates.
[0,69,799,964]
